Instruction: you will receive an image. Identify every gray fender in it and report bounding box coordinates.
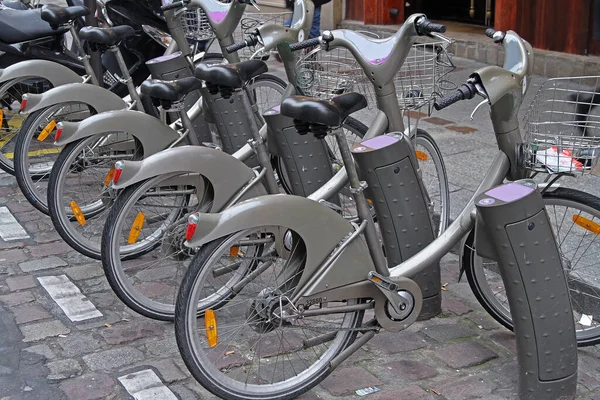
[56,110,179,156]
[0,60,81,86]
[22,83,127,114]
[186,194,376,296]
[112,145,267,212]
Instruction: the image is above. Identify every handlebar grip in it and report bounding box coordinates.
[160,0,187,11]
[486,28,496,39]
[433,83,478,111]
[289,37,322,52]
[226,41,248,54]
[416,19,447,35]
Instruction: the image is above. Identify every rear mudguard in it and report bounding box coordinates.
[56,110,179,156]
[0,59,81,86]
[22,83,127,114]
[112,145,267,212]
[185,194,376,297]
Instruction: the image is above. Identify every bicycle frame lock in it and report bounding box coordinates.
[352,133,441,320]
[474,179,577,399]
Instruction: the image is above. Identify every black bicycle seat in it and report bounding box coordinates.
[141,77,203,102]
[0,8,69,44]
[194,59,267,89]
[40,4,89,28]
[281,93,368,127]
[78,26,136,46]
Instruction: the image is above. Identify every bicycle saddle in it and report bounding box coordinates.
[3,1,28,10]
[40,4,89,28]
[0,7,69,44]
[194,59,267,89]
[141,77,202,102]
[281,93,368,127]
[78,26,135,46]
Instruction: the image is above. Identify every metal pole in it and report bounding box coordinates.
[84,0,103,85]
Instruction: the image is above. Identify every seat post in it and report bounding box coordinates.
[69,24,100,86]
[108,45,143,111]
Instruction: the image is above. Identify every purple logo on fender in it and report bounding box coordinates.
[209,11,227,24]
[479,198,495,206]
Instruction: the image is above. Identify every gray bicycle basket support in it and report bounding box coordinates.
[352,134,441,319]
[199,86,260,167]
[145,53,212,144]
[264,106,337,202]
[474,179,577,400]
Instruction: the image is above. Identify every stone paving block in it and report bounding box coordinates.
[100,320,166,345]
[149,359,187,383]
[14,211,43,223]
[19,256,67,273]
[60,373,117,400]
[20,320,70,342]
[435,341,498,369]
[321,366,382,397]
[79,276,111,294]
[145,335,179,357]
[83,347,145,371]
[23,344,56,360]
[296,391,322,400]
[255,331,303,358]
[0,240,25,250]
[0,249,28,263]
[57,334,102,357]
[86,292,117,308]
[171,384,200,400]
[467,313,501,331]
[6,275,37,291]
[46,359,82,381]
[28,242,73,258]
[424,116,454,125]
[367,331,428,354]
[382,360,438,381]
[490,331,516,353]
[0,291,34,306]
[446,125,478,134]
[422,323,476,342]
[63,264,104,281]
[579,371,600,391]
[436,375,497,400]
[370,385,432,400]
[442,296,472,316]
[7,202,34,213]
[13,303,52,324]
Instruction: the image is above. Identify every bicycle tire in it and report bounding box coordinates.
[463,187,600,346]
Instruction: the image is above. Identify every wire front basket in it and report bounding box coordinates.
[294,38,455,111]
[233,11,293,60]
[179,7,215,41]
[523,76,600,175]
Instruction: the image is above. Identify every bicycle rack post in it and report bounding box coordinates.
[474,179,577,399]
[146,54,212,144]
[352,133,441,320]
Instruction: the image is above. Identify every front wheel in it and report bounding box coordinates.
[463,187,600,346]
[175,225,367,400]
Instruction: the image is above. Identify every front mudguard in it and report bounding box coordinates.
[0,60,81,86]
[56,110,179,157]
[22,83,127,115]
[112,146,267,212]
[185,194,376,297]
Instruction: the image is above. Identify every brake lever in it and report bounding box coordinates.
[429,32,453,44]
[249,0,261,11]
[469,99,488,120]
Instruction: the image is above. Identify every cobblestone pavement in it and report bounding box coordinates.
[2,55,600,400]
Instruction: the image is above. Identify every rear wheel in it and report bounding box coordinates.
[464,187,600,346]
[175,226,367,400]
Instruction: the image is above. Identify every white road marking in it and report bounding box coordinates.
[37,275,103,322]
[0,206,29,240]
[118,369,178,400]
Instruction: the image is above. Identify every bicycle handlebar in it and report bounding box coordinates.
[225,35,258,54]
[433,83,477,111]
[289,37,321,52]
[416,18,446,35]
[160,0,189,12]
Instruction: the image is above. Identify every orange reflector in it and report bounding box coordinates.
[0,109,3,126]
[70,201,86,226]
[37,120,56,142]
[104,168,115,186]
[230,246,240,257]
[573,215,600,235]
[415,150,428,161]
[205,309,218,347]
[371,275,382,284]
[127,212,145,244]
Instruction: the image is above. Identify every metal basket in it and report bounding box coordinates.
[232,11,293,60]
[178,7,215,41]
[522,76,600,175]
[294,39,455,111]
